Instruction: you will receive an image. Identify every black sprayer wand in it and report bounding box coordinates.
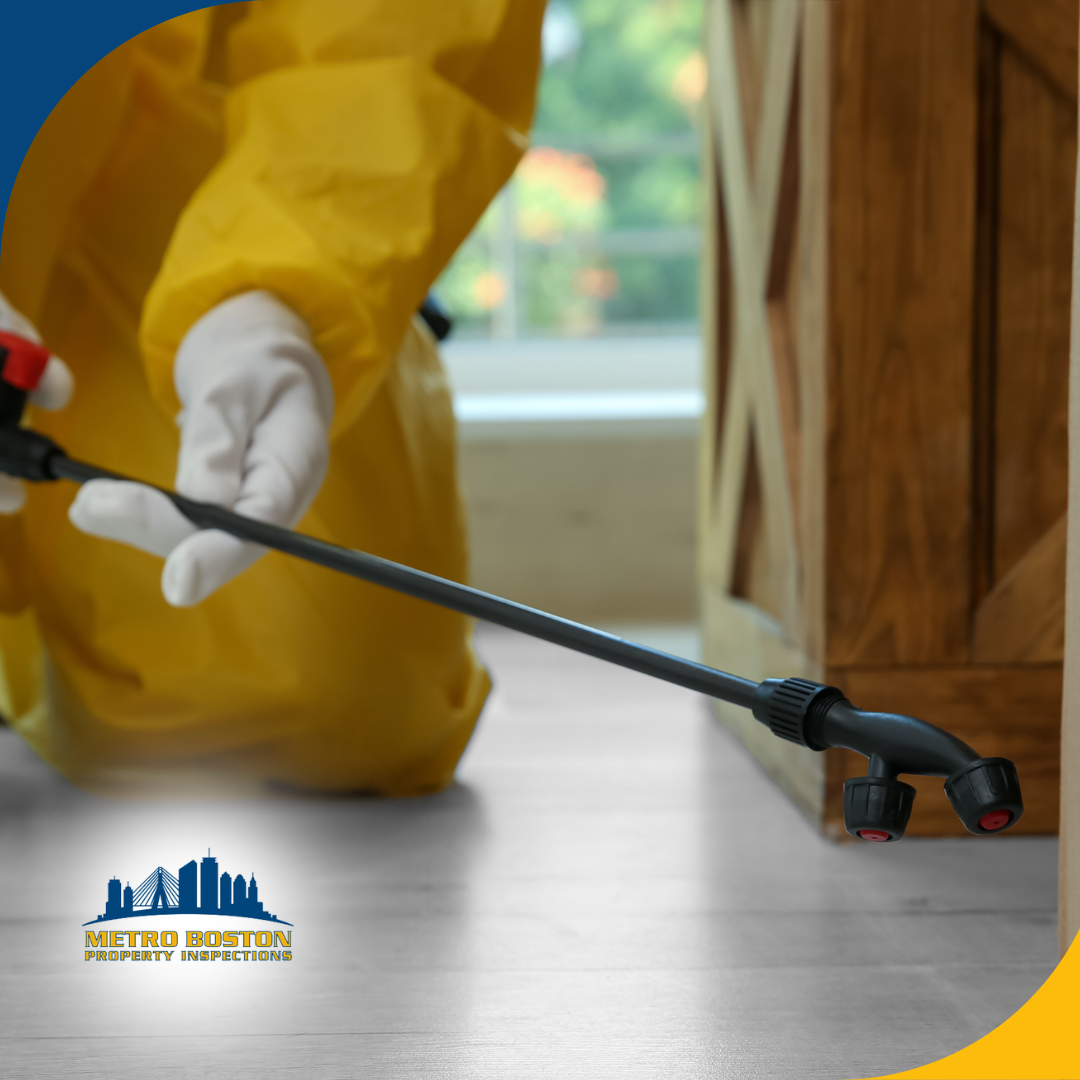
[0,332,1023,842]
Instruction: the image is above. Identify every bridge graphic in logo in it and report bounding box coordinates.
[84,850,291,925]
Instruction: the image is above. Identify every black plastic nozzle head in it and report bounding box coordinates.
[843,775,916,842]
[751,679,1025,842]
[944,757,1023,835]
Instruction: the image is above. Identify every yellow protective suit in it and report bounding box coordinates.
[0,2,544,795]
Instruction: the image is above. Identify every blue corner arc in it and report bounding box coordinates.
[0,0,212,238]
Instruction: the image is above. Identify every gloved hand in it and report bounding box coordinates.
[0,289,75,513]
[69,290,333,607]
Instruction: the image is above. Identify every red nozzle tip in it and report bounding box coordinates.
[858,829,890,842]
[978,810,1012,832]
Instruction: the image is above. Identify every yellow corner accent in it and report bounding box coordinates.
[867,933,1080,1079]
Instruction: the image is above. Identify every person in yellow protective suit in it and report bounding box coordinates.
[0,2,545,796]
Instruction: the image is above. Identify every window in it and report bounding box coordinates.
[437,0,706,341]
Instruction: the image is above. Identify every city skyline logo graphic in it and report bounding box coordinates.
[84,849,292,926]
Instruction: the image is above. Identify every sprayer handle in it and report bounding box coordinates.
[0,331,50,428]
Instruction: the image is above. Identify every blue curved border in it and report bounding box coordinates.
[0,0,211,238]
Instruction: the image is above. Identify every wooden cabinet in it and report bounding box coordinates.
[700,0,1075,836]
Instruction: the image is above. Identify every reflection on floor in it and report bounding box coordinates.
[0,626,1059,1079]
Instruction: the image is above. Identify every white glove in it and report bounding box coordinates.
[0,289,75,513]
[69,290,333,607]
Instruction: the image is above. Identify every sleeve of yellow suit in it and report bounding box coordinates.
[139,0,545,435]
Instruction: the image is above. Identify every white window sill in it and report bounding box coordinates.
[442,335,703,442]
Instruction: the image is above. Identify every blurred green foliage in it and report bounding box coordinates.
[535,0,705,140]
[437,0,705,337]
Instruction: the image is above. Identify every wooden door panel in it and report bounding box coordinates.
[984,0,1079,102]
[973,514,1066,663]
[704,0,802,635]
[994,41,1074,583]
[826,0,979,666]
[701,0,1070,839]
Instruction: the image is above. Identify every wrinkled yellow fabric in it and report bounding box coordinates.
[0,1,544,795]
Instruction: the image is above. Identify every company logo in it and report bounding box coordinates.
[83,849,293,964]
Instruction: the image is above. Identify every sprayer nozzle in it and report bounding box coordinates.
[843,775,915,842]
[945,758,1023,835]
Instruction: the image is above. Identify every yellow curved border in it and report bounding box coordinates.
[864,933,1080,1079]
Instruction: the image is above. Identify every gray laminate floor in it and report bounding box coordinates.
[0,626,1059,1079]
